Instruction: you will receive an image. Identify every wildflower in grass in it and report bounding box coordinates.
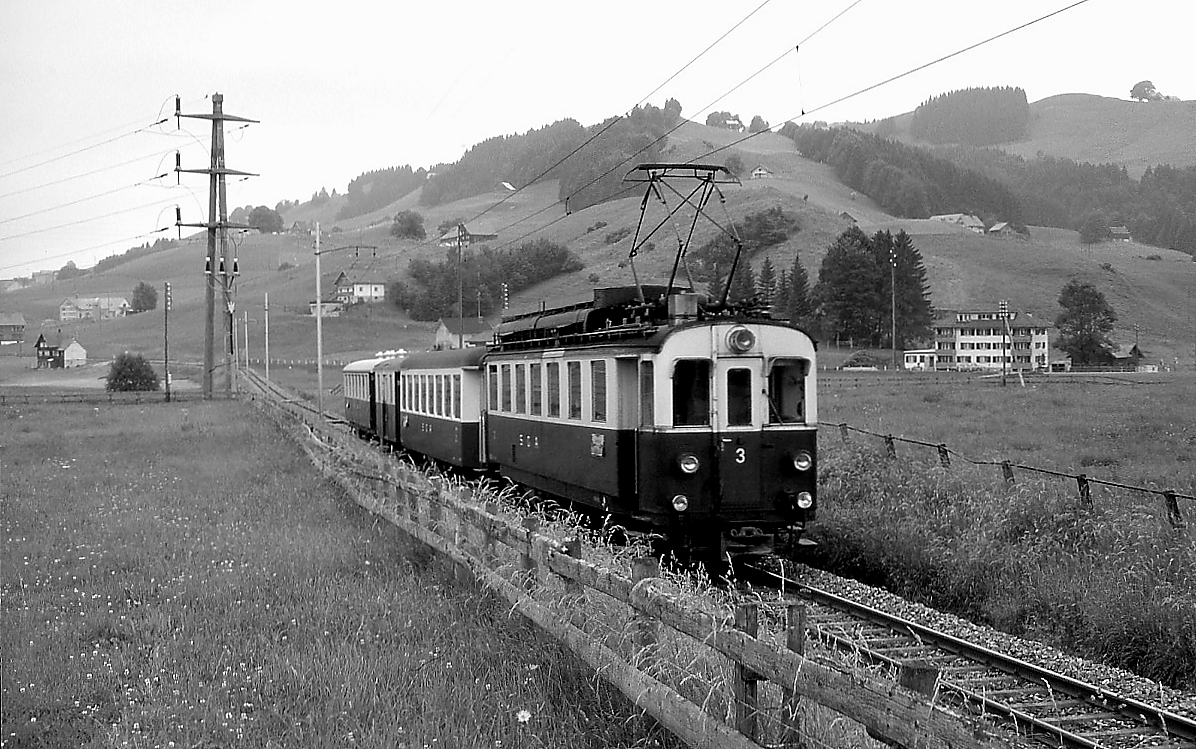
[515,709,532,723]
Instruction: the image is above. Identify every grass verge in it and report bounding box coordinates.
[1,401,684,749]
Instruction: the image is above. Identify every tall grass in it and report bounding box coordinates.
[808,440,1196,688]
[1,402,685,748]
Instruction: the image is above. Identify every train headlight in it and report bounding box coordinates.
[726,326,756,354]
[677,453,700,474]
[796,491,814,509]
[671,494,690,512]
[792,450,813,471]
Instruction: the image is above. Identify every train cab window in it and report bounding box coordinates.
[515,364,527,414]
[672,359,710,426]
[546,362,561,418]
[488,365,499,411]
[639,362,654,426]
[727,368,753,426]
[501,364,512,412]
[767,359,807,424]
[567,361,582,420]
[529,363,542,415]
[591,360,606,422]
[452,375,461,419]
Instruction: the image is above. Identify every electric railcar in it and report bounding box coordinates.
[343,285,817,559]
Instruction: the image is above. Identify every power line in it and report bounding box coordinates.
[0,194,183,242]
[0,175,173,226]
[0,121,169,180]
[0,228,173,273]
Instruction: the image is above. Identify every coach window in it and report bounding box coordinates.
[591,360,607,423]
[567,361,582,420]
[727,368,753,426]
[672,359,710,426]
[422,375,429,414]
[639,362,654,426]
[547,362,561,418]
[436,375,444,416]
[515,364,527,414]
[501,364,513,412]
[530,363,542,415]
[767,359,807,423]
[488,365,499,411]
[452,375,461,419]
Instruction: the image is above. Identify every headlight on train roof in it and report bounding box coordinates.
[796,492,814,509]
[726,326,756,354]
[677,453,700,474]
[672,495,690,511]
[792,450,813,471]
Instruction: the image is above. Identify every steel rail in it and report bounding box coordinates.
[741,562,1196,748]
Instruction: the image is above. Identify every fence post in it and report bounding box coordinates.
[937,444,950,468]
[483,501,499,565]
[1163,491,1184,529]
[733,602,760,741]
[1076,474,1092,509]
[780,602,806,745]
[630,557,660,670]
[839,423,850,444]
[884,435,896,460]
[520,516,540,590]
[1001,461,1015,484]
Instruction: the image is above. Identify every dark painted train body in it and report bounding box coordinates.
[344,285,818,559]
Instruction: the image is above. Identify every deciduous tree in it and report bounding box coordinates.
[391,210,427,240]
[1056,279,1117,365]
[247,205,284,233]
[131,281,158,313]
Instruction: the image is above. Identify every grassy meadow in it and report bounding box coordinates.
[1,401,685,749]
[813,371,1196,687]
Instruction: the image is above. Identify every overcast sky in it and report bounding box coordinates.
[2,0,1191,278]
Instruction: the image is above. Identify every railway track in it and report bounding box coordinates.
[739,562,1196,749]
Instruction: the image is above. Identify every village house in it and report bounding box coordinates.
[59,296,131,322]
[62,339,87,367]
[332,272,387,304]
[931,308,1052,372]
[0,312,26,346]
[1110,225,1132,242]
[434,317,493,349]
[34,333,62,369]
[750,166,773,180]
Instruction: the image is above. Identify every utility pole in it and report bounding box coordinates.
[175,93,257,399]
[243,310,250,367]
[889,244,898,371]
[164,281,172,403]
[264,292,270,382]
[1000,299,1009,387]
[315,222,324,417]
[457,223,468,348]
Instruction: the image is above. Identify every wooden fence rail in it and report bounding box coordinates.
[242,370,1022,749]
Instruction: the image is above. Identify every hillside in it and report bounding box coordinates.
[874,94,1196,178]
[4,119,1195,372]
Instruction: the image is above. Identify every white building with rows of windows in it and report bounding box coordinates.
[926,309,1052,371]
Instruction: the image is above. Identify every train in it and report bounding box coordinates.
[343,163,818,563]
[343,284,818,561]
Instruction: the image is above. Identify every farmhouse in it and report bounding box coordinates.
[437,223,499,247]
[928,213,986,233]
[332,272,387,304]
[62,339,87,367]
[0,312,26,346]
[434,317,493,349]
[60,296,131,322]
[750,166,773,180]
[1110,225,1132,242]
[34,333,62,369]
[932,308,1052,371]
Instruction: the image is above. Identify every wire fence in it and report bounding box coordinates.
[827,421,1191,529]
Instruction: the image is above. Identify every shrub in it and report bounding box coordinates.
[105,353,160,392]
[278,262,295,271]
[603,227,632,245]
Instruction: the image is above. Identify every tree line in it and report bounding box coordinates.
[389,239,584,321]
[336,165,427,222]
[908,86,1030,146]
[781,124,1024,226]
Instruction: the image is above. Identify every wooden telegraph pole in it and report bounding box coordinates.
[175,93,257,399]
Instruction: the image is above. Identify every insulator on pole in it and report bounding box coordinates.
[232,258,240,276]
[218,257,226,275]
[205,257,212,276]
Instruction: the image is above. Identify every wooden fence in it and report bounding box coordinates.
[243,373,1023,749]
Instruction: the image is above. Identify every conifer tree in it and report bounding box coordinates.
[756,257,777,308]
[787,252,812,326]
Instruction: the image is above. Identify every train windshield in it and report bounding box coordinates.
[767,358,808,424]
[672,359,710,426]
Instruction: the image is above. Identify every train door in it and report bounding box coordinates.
[714,358,762,509]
